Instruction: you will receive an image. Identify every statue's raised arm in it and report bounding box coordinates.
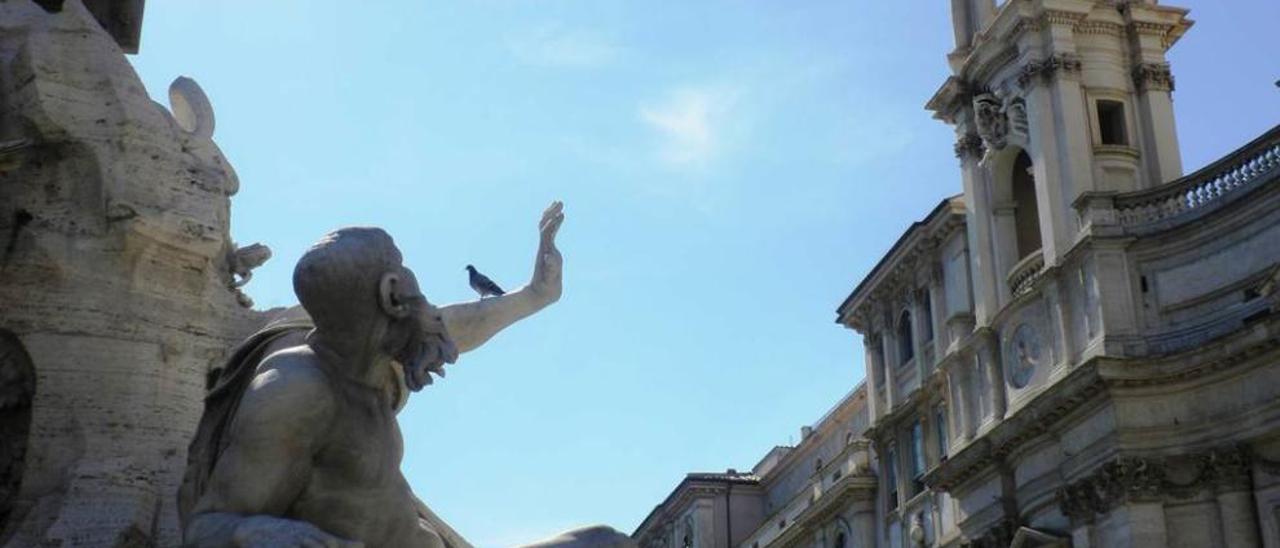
[439,200,564,354]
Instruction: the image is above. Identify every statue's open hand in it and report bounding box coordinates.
[530,200,564,303]
[232,515,364,548]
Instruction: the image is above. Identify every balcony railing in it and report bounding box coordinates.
[1007,250,1046,297]
[1114,125,1280,231]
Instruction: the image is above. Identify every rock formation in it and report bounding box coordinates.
[0,2,270,545]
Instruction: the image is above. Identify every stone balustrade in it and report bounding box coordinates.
[1115,125,1280,231]
[1007,250,1046,298]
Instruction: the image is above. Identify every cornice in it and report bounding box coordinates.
[837,199,967,330]
[924,361,1106,491]
[1016,53,1083,89]
[633,475,760,538]
[1117,0,1194,49]
[1074,20,1124,37]
[1100,316,1280,390]
[752,473,877,548]
[924,313,1280,493]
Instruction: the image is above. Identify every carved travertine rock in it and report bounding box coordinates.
[520,526,639,548]
[0,2,268,545]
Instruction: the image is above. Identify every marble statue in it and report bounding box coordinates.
[179,202,565,547]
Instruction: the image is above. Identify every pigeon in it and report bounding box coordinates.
[465,264,505,298]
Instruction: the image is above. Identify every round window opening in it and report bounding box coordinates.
[1009,323,1041,388]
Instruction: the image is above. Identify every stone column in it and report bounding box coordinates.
[921,409,941,467]
[1045,277,1073,371]
[946,361,973,443]
[956,133,1001,326]
[864,335,883,423]
[1131,63,1182,187]
[1213,447,1261,547]
[929,264,948,361]
[1217,490,1261,547]
[851,503,877,548]
[1124,1,1185,188]
[911,291,930,378]
[991,203,1019,298]
[1021,53,1089,265]
[1124,502,1168,546]
[882,314,900,411]
[978,331,1006,422]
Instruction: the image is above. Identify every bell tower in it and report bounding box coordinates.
[926,0,1192,324]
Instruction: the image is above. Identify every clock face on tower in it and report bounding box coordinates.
[1009,323,1041,389]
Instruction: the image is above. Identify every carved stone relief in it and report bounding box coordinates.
[1007,323,1041,389]
[1056,446,1253,525]
[1132,62,1175,92]
[973,94,1008,152]
[226,242,273,308]
[971,93,1029,162]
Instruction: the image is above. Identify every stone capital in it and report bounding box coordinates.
[1132,62,1175,92]
[954,133,986,162]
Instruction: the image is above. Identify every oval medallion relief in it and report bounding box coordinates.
[1009,323,1041,389]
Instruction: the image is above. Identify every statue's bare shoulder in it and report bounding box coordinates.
[233,346,338,445]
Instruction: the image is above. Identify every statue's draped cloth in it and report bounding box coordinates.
[177,319,310,528]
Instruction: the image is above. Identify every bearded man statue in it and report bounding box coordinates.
[179,202,565,547]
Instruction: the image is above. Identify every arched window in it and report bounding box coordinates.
[1011,151,1042,259]
[897,310,914,365]
[834,533,847,548]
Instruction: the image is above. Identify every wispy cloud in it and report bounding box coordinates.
[508,23,619,69]
[638,85,740,171]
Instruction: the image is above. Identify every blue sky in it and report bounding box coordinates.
[129,2,1279,545]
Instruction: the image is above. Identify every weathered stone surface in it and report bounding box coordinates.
[521,526,639,548]
[0,2,269,545]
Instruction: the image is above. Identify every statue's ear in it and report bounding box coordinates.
[378,272,412,319]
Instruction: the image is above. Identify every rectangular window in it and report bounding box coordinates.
[1097,100,1128,146]
[921,291,934,342]
[910,422,926,494]
[886,446,899,509]
[873,334,886,386]
[935,406,949,461]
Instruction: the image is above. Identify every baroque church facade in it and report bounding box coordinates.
[635,1,1280,547]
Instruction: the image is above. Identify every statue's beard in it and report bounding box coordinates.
[393,308,458,392]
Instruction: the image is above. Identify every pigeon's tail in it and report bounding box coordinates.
[493,288,506,296]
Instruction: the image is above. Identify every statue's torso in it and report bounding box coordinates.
[281,356,442,548]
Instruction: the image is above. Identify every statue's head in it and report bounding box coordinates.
[293,227,456,391]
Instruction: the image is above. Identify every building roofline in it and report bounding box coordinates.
[835,195,964,326]
[753,382,868,489]
[631,472,760,538]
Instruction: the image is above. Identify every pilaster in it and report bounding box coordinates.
[957,133,1001,327]
[977,329,1006,424]
[864,336,884,423]
[929,263,949,362]
[1020,52,1088,266]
